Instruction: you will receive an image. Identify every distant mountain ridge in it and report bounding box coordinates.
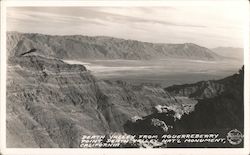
[211,47,243,61]
[7,31,221,61]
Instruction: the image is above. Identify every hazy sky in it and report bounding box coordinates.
[7,6,245,48]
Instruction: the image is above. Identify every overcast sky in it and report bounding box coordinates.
[7,6,245,48]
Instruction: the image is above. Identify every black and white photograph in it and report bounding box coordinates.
[0,0,249,154]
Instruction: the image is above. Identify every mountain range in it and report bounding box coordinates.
[7,32,221,61]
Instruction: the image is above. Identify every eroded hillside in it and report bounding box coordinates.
[7,54,196,147]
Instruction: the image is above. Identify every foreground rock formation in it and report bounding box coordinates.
[125,67,244,135]
[7,54,196,147]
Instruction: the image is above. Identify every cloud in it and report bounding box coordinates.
[6,6,245,48]
[8,7,206,28]
[93,9,206,28]
[7,9,106,26]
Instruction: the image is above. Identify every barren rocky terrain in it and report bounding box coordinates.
[6,32,243,148]
[7,54,197,147]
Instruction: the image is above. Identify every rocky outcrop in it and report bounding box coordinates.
[176,67,244,131]
[165,66,244,100]
[124,107,176,135]
[7,55,101,148]
[7,54,196,148]
[165,80,225,99]
[124,67,244,135]
[7,32,221,61]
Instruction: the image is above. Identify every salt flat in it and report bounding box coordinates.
[64,58,242,87]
